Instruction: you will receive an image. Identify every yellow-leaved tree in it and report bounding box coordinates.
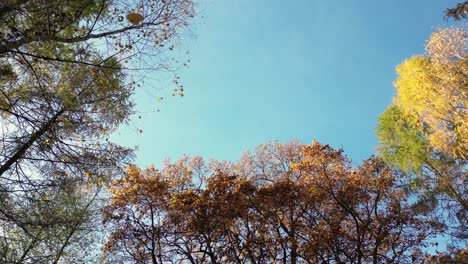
[377,26,467,239]
[394,27,467,160]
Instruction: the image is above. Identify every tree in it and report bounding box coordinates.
[103,141,433,263]
[445,1,468,20]
[393,28,467,159]
[0,181,104,263]
[102,165,172,263]
[0,0,194,66]
[102,158,204,263]
[376,26,467,239]
[0,0,195,261]
[1,0,195,186]
[0,51,134,262]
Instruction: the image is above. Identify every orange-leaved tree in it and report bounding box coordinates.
[103,141,433,263]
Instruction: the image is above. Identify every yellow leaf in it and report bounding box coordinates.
[127,13,144,25]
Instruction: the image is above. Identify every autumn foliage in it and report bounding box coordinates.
[103,142,432,263]
[1,1,466,263]
[376,26,467,238]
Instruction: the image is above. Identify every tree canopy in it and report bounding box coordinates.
[0,1,466,263]
[103,142,434,263]
[0,0,194,262]
[376,26,467,239]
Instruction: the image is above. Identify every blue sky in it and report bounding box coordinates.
[114,0,456,167]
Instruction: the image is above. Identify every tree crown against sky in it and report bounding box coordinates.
[376,25,467,240]
[0,0,195,262]
[103,141,434,264]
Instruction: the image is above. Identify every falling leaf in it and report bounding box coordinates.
[127,13,144,25]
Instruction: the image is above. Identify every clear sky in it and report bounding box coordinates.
[114,0,456,167]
